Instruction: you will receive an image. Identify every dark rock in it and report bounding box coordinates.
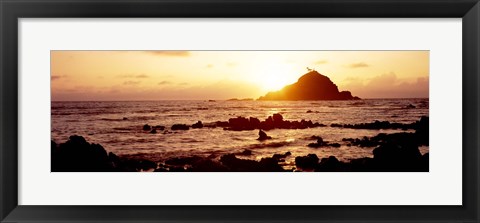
[215,121,230,127]
[344,126,429,148]
[272,113,283,123]
[329,118,427,130]
[149,128,157,134]
[307,136,328,148]
[51,135,116,172]
[372,140,423,171]
[203,123,217,128]
[249,117,261,129]
[192,121,204,129]
[258,71,359,100]
[222,114,328,131]
[420,153,429,171]
[137,160,157,171]
[165,156,203,166]
[349,157,376,171]
[259,157,285,171]
[329,143,341,147]
[414,116,429,146]
[171,124,189,130]
[257,130,272,141]
[315,156,342,171]
[169,167,186,172]
[228,116,254,131]
[295,154,319,171]
[154,168,168,172]
[189,159,228,172]
[306,110,313,113]
[220,154,284,172]
[123,117,128,120]
[143,124,151,131]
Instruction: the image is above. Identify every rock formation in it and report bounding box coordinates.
[258,71,360,100]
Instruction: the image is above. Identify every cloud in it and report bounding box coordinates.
[146,51,190,57]
[347,62,369,68]
[135,74,149,78]
[158,81,172,85]
[51,75,67,81]
[340,72,429,98]
[118,73,149,79]
[315,60,328,65]
[206,64,214,68]
[226,62,237,67]
[123,81,141,85]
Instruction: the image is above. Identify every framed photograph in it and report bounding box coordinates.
[1,0,479,222]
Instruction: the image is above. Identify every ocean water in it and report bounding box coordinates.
[51,99,429,168]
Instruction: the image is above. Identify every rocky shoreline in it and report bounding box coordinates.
[139,113,426,134]
[51,116,429,172]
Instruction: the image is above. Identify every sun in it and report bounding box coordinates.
[256,64,296,92]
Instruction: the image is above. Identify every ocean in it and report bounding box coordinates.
[51,99,429,170]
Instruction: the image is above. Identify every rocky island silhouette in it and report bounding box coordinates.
[258,70,360,101]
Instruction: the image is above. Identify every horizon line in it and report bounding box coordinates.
[51,97,429,102]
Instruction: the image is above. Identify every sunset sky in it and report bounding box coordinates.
[51,51,429,101]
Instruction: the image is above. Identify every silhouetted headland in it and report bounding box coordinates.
[258,71,360,100]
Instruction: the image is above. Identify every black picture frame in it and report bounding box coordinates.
[1,0,479,222]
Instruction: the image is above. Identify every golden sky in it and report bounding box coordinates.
[51,51,429,101]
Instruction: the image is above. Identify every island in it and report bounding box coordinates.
[258,70,360,100]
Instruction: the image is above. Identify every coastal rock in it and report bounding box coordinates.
[315,156,342,172]
[295,154,319,171]
[307,136,340,148]
[228,117,251,131]
[219,154,284,172]
[257,130,272,141]
[331,120,415,130]
[51,135,115,172]
[192,121,204,129]
[348,157,376,171]
[329,143,341,147]
[372,140,423,171]
[421,153,429,171]
[143,124,151,131]
[258,71,359,100]
[307,136,327,147]
[171,124,190,130]
[222,113,326,131]
[165,156,203,166]
[249,117,261,128]
[414,116,429,146]
[189,159,228,172]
